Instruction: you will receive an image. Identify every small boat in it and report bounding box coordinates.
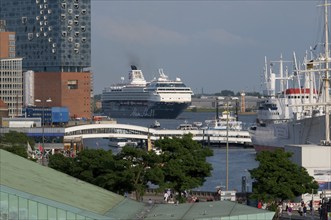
[193,121,203,127]
[151,120,161,128]
[108,139,138,148]
[206,111,244,131]
[205,111,252,146]
[177,121,199,130]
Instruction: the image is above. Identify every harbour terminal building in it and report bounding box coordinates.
[0,0,93,119]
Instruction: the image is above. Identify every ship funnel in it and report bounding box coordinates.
[131,65,137,70]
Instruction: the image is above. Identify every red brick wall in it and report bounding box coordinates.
[0,32,14,58]
[34,72,92,119]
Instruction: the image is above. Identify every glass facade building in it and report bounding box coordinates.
[0,0,91,72]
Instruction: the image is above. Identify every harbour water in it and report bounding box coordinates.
[84,111,258,193]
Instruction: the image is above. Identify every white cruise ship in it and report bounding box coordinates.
[101,65,193,118]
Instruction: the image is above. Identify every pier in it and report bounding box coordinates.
[63,123,252,147]
[0,122,252,155]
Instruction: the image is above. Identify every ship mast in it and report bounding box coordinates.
[324,0,330,143]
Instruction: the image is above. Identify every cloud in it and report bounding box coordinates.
[193,28,257,47]
[96,18,188,46]
[93,15,257,49]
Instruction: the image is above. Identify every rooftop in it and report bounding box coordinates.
[0,149,275,219]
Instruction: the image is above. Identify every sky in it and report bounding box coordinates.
[91,0,324,95]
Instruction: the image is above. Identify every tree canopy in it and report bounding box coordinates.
[155,134,213,202]
[115,146,164,200]
[49,149,132,195]
[249,149,319,204]
[215,90,235,97]
[48,134,213,203]
[49,147,164,198]
[0,131,35,158]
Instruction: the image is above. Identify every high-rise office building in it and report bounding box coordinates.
[0,0,92,119]
[0,20,23,117]
[0,58,23,117]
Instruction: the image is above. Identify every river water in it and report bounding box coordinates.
[84,111,259,192]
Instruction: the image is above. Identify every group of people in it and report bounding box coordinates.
[163,189,174,203]
[297,200,308,217]
[283,199,320,217]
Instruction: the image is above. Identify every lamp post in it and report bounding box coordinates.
[226,102,229,191]
[35,98,52,165]
[223,96,238,191]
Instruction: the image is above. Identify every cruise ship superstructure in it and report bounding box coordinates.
[102,66,193,119]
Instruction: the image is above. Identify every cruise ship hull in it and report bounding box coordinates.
[102,100,190,119]
[251,115,329,152]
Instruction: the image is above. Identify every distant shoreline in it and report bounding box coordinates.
[238,112,257,116]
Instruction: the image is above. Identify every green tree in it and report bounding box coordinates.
[249,149,318,206]
[155,134,213,203]
[115,146,164,201]
[215,90,235,97]
[0,131,35,158]
[48,153,75,175]
[48,148,134,195]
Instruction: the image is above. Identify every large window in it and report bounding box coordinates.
[67,80,78,90]
[9,34,15,40]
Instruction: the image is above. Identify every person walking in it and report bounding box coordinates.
[303,204,307,217]
[164,191,169,203]
[298,205,303,216]
[257,201,262,209]
[287,205,292,217]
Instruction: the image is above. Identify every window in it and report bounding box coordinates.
[67,80,78,89]
[21,17,27,24]
[9,34,15,40]
[28,33,33,40]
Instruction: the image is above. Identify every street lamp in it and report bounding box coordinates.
[223,96,238,191]
[35,98,52,165]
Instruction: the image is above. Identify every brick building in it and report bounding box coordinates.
[34,71,91,118]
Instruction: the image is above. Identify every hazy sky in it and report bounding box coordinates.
[91,0,323,95]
